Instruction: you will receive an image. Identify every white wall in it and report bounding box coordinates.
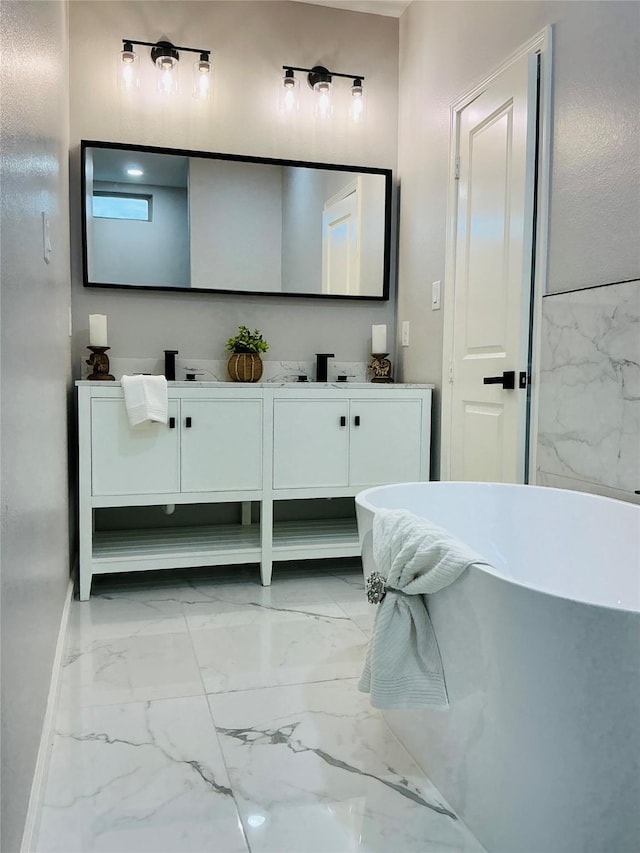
[69,0,399,369]
[90,181,190,287]
[0,1,72,850]
[397,0,640,475]
[189,159,282,292]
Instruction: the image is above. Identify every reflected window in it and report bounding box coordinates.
[93,192,152,221]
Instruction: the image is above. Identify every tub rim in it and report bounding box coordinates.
[355,481,640,616]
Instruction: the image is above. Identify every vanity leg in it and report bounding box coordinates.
[79,508,93,601]
[261,557,273,586]
[79,567,92,602]
[260,498,273,586]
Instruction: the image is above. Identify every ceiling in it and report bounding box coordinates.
[289,0,411,17]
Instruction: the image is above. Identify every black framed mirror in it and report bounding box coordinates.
[81,140,392,300]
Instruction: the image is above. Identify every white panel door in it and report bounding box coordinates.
[322,191,360,295]
[181,399,262,492]
[449,53,536,483]
[349,400,423,487]
[91,398,180,496]
[273,400,349,489]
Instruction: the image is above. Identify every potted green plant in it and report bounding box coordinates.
[225,325,269,382]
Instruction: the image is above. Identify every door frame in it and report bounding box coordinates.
[440,27,552,483]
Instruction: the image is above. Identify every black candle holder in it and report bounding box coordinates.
[370,353,393,383]
[86,346,115,381]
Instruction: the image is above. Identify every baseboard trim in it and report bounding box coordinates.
[20,576,74,853]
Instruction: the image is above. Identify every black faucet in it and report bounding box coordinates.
[164,350,178,381]
[315,353,335,382]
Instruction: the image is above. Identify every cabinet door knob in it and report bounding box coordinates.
[185,416,192,428]
[169,417,176,429]
[354,415,361,427]
[340,416,346,427]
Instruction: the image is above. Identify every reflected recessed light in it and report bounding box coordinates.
[247,814,266,828]
[127,168,143,176]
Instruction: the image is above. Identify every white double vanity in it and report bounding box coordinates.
[77,381,432,599]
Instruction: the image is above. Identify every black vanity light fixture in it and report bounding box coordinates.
[280,65,365,122]
[119,39,212,99]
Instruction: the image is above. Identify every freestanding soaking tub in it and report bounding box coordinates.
[356,482,640,853]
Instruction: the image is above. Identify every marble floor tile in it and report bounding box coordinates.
[330,568,366,587]
[209,679,485,853]
[37,567,484,853]
[343,609,376,637]
[331,584,376,634]
[69,589,188,641]
[93,573,342,614]
[59,630,205,708]
[324,578,377,636]
[188,601,367,693]
[36,696,248,853]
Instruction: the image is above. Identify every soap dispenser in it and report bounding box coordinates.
[315,353,335,382]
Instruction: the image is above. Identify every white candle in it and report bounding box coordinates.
[89,314,108,347]
[371,324,387,354]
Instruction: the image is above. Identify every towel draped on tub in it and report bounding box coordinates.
[359,508,490,709]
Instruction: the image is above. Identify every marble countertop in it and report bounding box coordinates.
[76,380,435,389]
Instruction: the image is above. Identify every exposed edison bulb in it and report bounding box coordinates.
[118,43,139,92]
[193,53,212,100]
[349,78,365,124]
[156,54,178,96]
[313,80,333,119]
[279,69,299,115]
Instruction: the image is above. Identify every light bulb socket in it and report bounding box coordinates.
[196,54,211,73]
[118,42,140,90]
[150,41,179,69]
[307,65,331,91]
[283,68,295,88]
[351,77,363,97]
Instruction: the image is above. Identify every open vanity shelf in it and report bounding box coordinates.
[92,522,262,569]
[272,517,360,560]
[77,381,432,599]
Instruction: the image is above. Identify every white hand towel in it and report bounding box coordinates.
[359,508,491,709]
[121,375,168,427]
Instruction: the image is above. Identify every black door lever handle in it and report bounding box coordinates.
[483,370,515,390]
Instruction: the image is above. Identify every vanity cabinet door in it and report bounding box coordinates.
[90,398,180,496]
[180,399,263,492]
[273,399,349,489]
[349,399,423,487]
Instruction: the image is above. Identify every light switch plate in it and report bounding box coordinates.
[401,321,410,346]
[431,280,441,310]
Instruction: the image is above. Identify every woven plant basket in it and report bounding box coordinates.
[227,352,264,382]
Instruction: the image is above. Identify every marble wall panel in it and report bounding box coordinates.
[537,280,639,497]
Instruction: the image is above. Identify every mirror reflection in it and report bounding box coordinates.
[83,142,391,299]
